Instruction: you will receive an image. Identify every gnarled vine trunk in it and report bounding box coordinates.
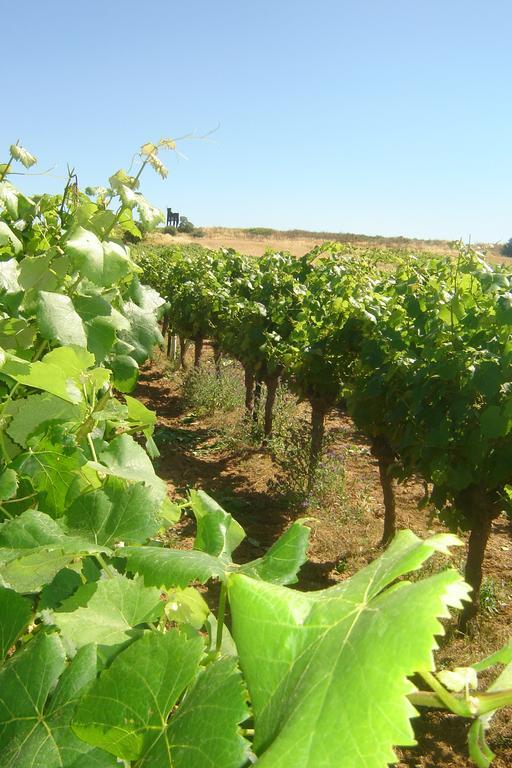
[213,343,222,377]
[458,488,500,632]
[263,375,279,440]
[179,336,187,370]
[194,337,204,369]
[371,436,396,547]
[308,397,330,493]
[253,379,263,423]
[244,368,255,415]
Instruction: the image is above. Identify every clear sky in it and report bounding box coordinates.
[2,0,511,242]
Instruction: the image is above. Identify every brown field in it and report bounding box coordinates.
[147,225,506,262]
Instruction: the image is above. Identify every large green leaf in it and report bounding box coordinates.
[85,318,116,362]
[122,545,226,588]
[189,489,245,558]
[118,186,164,228]
[73,630,249,767]
[65,226,105,284]
[37,291,87,347]
[238,519,310,585]
[0,509,108,593]
[53,574,163,653]
[42,346,95,379]
[18,253,59,293]
[5,392,82,447]
[0,587,32,661]
[0,468,17,500]
[108,353,139,392]
[102,240,133,284]
[0,222,22,254]
[119,300,163,363]
[13,438,89,517]
[228,531,471,768]
[63,477,161,546]
[1,352,83,404]
[0,181,19,218]
[0,317,36,353]
[88,433,166,506]
[0,259,23,313]
[0,635,117,767]
[124,393,156,428]
[123,503,310,589]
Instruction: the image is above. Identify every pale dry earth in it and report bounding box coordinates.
[146,226,505,262]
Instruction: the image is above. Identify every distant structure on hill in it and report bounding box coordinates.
[166,208,180,227]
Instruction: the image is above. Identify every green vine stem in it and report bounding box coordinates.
[215,581,228,655]
[419,671,472,717]
[95,553,116,579]
[87,433,99,463]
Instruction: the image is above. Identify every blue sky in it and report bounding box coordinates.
[2,0,511,241]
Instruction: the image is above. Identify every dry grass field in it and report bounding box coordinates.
[147,225,505,262]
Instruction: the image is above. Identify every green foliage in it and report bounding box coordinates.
[269,413,346,509]
[181,360,244,415]
[73,631,249,767]
[1,145,512,768]
[229,532,470,767]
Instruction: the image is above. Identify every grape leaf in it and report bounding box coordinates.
[109,352,139,392]
[238,519,310,585]
[0,509,108,593]
[164,587,210,629]
[10,144,37,168]
[42,346,95,379]
[0,468,17,500]
[13,438,88,517]
[65,226,104,284]
[37,291,88,347]
[63,477,161,546]
[0,635,117,767]
[18,253,58,293]
[0,587,32,660]
[73,630,249,767]
[0,259,23,313]
[53,574,163,652]
[119,300,163,363]
[39,567,83,611]
[0,317,36,353]
[124,393,156,427]
[85,317,116,362]
[88,433,166,506]
[189,489,245,558]
[122,545,226,588]
[123,500,310,589]
[102,240,133,284]
[0,181,19,218]
[5,392,82,447]
[0,222,22,253]
[228,531,471,768]
[1,352,83,404]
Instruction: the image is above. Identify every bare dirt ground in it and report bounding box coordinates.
[136,348,512,768]
[146,226,505,262]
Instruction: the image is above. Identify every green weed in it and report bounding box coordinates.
[182,362,244,416]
